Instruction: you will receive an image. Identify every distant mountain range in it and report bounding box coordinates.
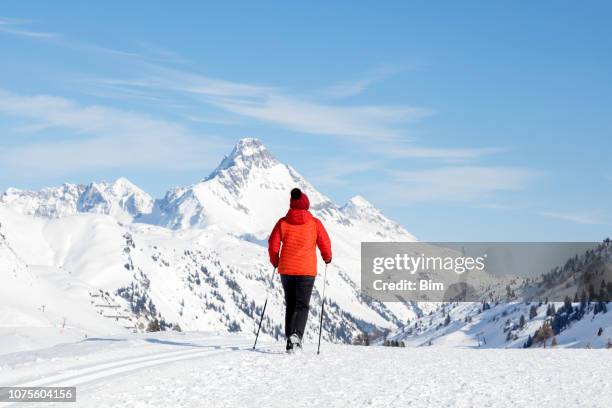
[2,177,153,222]
[0,138,417,350]
[1,138,609,350]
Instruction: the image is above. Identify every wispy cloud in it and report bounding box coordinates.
[541,210,608,226]
[306,160,379,186]
[476,202,527,211]
[86,69,514,163]
[212,95,432,140]
[322,77,382,99]
[132,41,189,64]
[0,18,190,66]
[0,89,223,175]
[84,68,433,141]
[94,68,275,99]
[389,166,538,202]
[0,18,57,38]
[321,65,405,99]
[181,114,239,126]
[376,145,510,163]
[0,21,514,183]
[2,24,498,156]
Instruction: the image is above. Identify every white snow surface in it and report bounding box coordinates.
[0,332,610,408]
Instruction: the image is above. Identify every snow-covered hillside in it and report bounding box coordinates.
[378,239,612,348]
[0,138,417,353]
[383,300,612,349]
[380,240,612,349]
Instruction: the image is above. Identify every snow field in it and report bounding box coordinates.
[1,333,610,408]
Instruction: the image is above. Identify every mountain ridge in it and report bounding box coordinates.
[0,138,418,348]
[1,177,154,222]
[1,138,412,243]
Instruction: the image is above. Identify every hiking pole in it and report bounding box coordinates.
[253,267,276,350]
[317,263,329,355]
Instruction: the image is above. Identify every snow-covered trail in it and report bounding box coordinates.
[1,332,611,408]
[0,333,271,407]
[11,344,251,388]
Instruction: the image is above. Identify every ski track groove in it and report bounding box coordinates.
[1,342,265,408]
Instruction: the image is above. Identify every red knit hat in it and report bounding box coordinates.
[289,188,310,210]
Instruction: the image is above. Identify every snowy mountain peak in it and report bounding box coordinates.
[341,195,380,218]
[208,138,278,179]
[340,195,416,241]
[140,138,416,242]
[112,177,138,190]
[233,137,267,156]
[79,178,154,221]
[348,195,375,209]
[144,138,323,232]
[0,178,153,221]
[1,183,85,218]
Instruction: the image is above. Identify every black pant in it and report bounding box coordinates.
[280,274,315,339]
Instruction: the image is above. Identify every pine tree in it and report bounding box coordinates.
[594,301,607,315]
[519,314,526,329]
[563,296,572,313]
[588,284,596,302]
[147,318,161,332]
[529,305,538,320]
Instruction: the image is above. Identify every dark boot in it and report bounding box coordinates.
[290,333,302,350]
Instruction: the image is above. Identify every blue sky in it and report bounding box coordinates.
[1,1,611,241]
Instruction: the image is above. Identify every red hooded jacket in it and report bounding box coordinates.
[268,192,332,276]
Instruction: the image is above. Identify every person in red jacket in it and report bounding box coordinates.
[268,188,332,352]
